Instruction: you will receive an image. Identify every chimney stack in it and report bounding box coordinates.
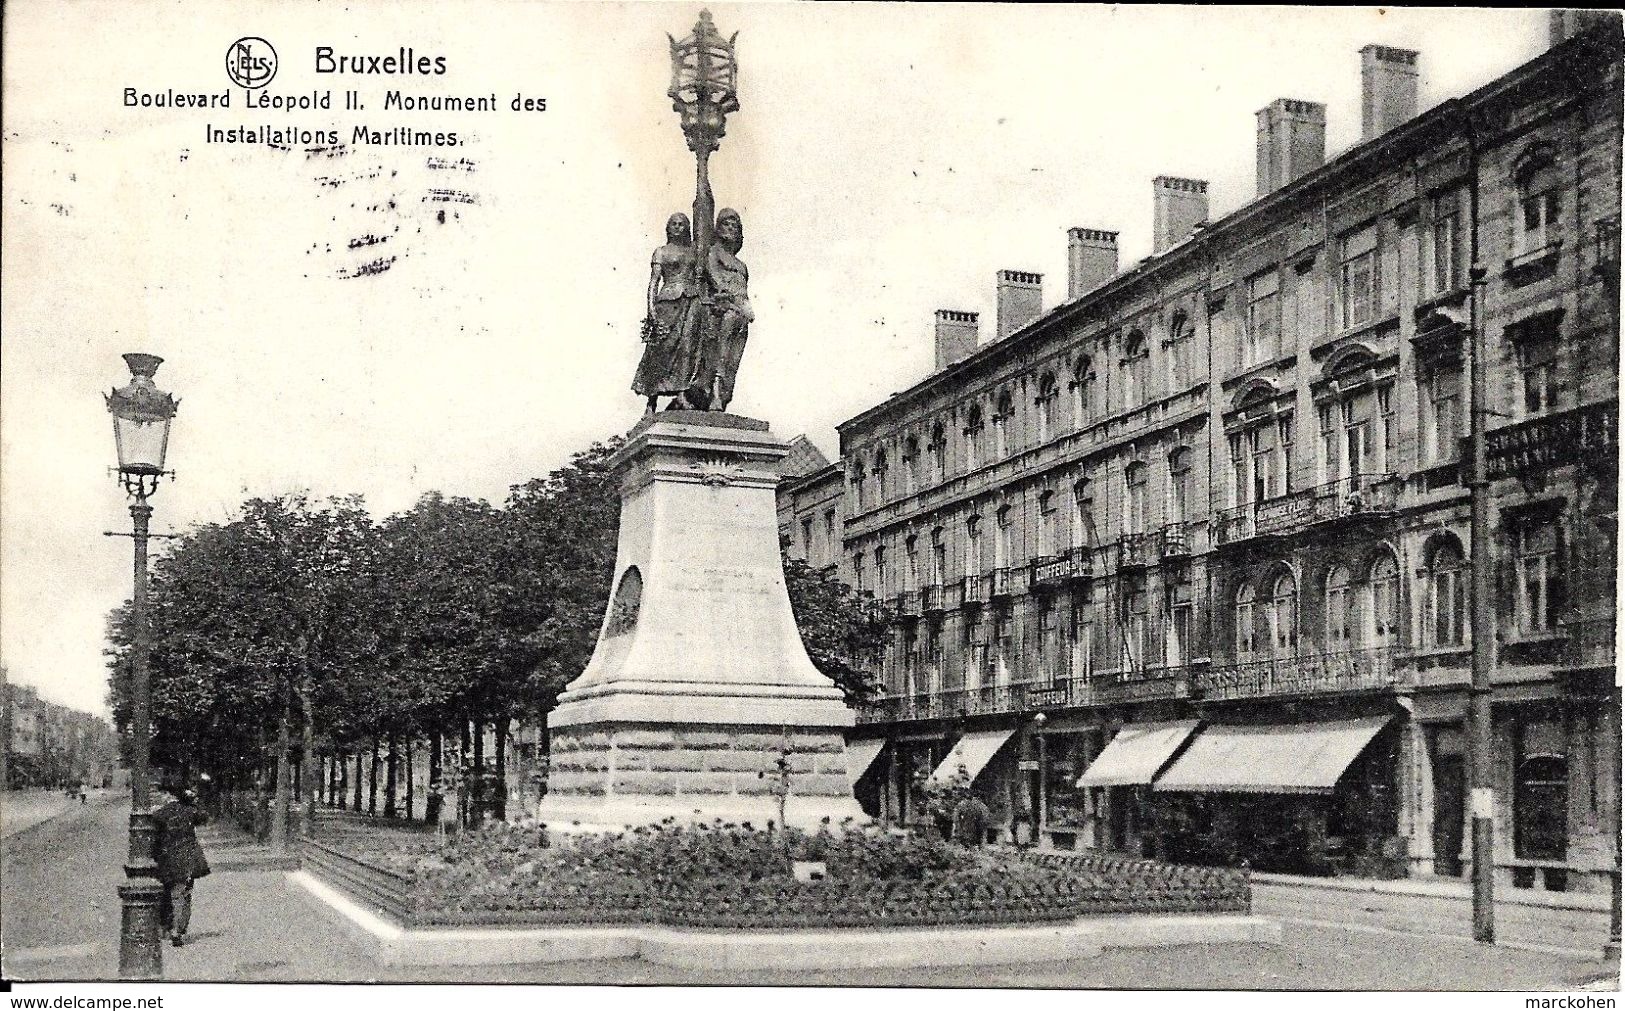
[934,309,980,370]
[1067,228,1119,300]
[994,270,1043,341]
[1549,9,1622,47]
[1152,176,1209,254]
[1256,99,1326,196]
[1360,45,1419,141]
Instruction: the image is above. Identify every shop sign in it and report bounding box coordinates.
[1254,493,1314,536]
[1027,687,1070,708]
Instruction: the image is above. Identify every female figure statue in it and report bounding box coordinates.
[632,212,700,412]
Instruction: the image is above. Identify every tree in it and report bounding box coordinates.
[781,555,891,704]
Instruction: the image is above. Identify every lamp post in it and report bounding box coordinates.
[105,352,178,979]
[667,9,740,309]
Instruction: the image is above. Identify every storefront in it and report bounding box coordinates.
[1071,720,1202,856]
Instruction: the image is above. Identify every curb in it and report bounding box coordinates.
[287,870,1282,970]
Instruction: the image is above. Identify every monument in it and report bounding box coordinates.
[538,11,863,829]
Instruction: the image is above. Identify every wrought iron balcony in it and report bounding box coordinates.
[854,678,1100,725]
[1117,532,1152,569]
[1560,614,1616,672]
[1215,474,1397,546]
[921,583,945,614]
[1067,544,1096,578]
[1096,664,1192,704]
[962,572,989,606]
[1486,400,1618,480]
[1196,646,1395,702]
[895,590,923,618]
[1157,522,1191,559]
[1029,554,1065,588]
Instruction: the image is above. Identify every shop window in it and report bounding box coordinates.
[1339,224,1380,330]
[1423,538,1467,647]
[1042,734,1096,830]
[1515,518,1564,636]
[1514,718,1568,861]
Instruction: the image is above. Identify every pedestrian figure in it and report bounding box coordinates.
[152,781,210,947]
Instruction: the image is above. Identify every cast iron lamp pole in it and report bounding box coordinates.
[105,352,179,979]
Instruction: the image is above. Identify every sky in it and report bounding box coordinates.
[1,3,1554,718]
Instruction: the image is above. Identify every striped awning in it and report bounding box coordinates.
[1074,720,1200,788]
[1153,716,1394,795]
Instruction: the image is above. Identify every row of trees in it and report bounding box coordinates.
[105,439,891,841]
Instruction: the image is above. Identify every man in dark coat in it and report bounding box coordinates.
[152,784,210,947]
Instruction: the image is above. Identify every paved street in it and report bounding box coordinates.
[1,796,1617,988]
[2,789,85,839]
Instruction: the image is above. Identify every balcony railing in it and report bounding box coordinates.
[1157,522,1191,559]
[963,572,989,606]
[989,567,1016,599]
[921,583,945,614]
[1097,664,1192,704]
[1560,614,1616,671]
[1197,647,1395,702]
[1215,474,1396,546]
[895,590,922,618]
[854,678,1101,725]
[1486,400,1618,480]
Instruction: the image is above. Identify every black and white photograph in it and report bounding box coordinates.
[1,2,1620,1000]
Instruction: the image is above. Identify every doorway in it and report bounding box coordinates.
[1430,724,1466,877]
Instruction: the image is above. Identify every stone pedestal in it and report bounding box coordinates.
[537,412,864,829]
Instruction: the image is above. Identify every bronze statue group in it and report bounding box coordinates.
[634,208,753,413]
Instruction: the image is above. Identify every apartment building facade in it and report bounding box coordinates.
[811,21,1621,894]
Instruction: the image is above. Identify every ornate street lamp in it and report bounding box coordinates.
[105,352,178,979]
[667,10,739,269]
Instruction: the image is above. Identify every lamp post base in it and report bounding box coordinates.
[117,880,165,979]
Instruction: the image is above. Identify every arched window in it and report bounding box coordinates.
[965,514,982,577]
[849,459,867,510]
[1424,538,1467,647]
[1072,355,1097,427]
[1071,478,1096,549]
[1270,572,1299,656]
[1124,461,1148,534]
[1326,565,1355,650]
[901,435,920,495]
[1236,583,1258,658]
[994,504,1012,569]
[1037,489,1057,556]
[873,544,888,595]
[928,422,947,483]
[1167,448,1193,526]
[872,450,889,503]
[929,526,946,586]
[1121,331,1149,410]
[1035,372,1059,443]
[1514,148,1562,258]
[1166,310,1194,389]
[903,534,919,592]
[965,404,985,471]
[1365,551,1400,647]
[993,391,1014,458]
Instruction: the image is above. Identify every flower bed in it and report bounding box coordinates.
[311,819,1250,929]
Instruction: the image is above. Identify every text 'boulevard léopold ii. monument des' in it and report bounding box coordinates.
[536,11,864,830]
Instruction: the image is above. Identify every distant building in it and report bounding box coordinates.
[2,682,119,789]
[786,21,1622,894]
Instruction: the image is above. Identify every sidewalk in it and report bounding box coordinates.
[2,789,85,839]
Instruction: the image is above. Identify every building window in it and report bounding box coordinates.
[1514,156,1562,258]
[993,391,1014,459]
[873,545,888,595]
[1515,518,1564,635]
[823,509,836,556]
[852,552,865,592]
[1339,224,1379,330]
[901,436,920,495]
[1519,336,1559,417]
[1291,261,1322,343]
[1326,564,1355,650]
[872,450,889,504]
[1422,366,1462,465]
[1167,448,1193,525]
[1123,585,1149,672]
[1230,425,1280,504]
[1277,414,1295,494]
[800,516,814,562]
[1377,386,1394,474]
[1430,191,1466,295]
[924,624,942,694]
[1269,573,1299,656]
[1070,594,1094,681]
[964,404,984,471]
[850,460,867,511]
[1513,717,1568,861]
[1038,599,1060,681]
[1245,270,1281,367]
[994,607,1013,685]
[929,527,946,586]
[965,515,982,577]
[1165,310,1194,389]
[1236,583,1258,659]
[1038,490,1057,556]
[1121,332,1149,409]
[1164,578,1194,667]
[1424,539,1467,647]
[1036,372,1059,443]
[1366,551,1400,648]
[1071,478,1096,549]
[994,504,1012,569]
[904,535,919,593]
[964,616,986,690]
[1071,355,1096,428]
[1124,462,1148,534]
[928,423,947,483]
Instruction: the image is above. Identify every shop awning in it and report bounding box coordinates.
[928,729,1016,786]
[1153,715,1394,795]
[844,739,888,787]
[1075,720,1200,788]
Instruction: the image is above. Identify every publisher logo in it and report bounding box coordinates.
[226,37,278,89]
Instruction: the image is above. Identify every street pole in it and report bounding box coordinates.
[118,496,165,978]
[1467,260,1495,945]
